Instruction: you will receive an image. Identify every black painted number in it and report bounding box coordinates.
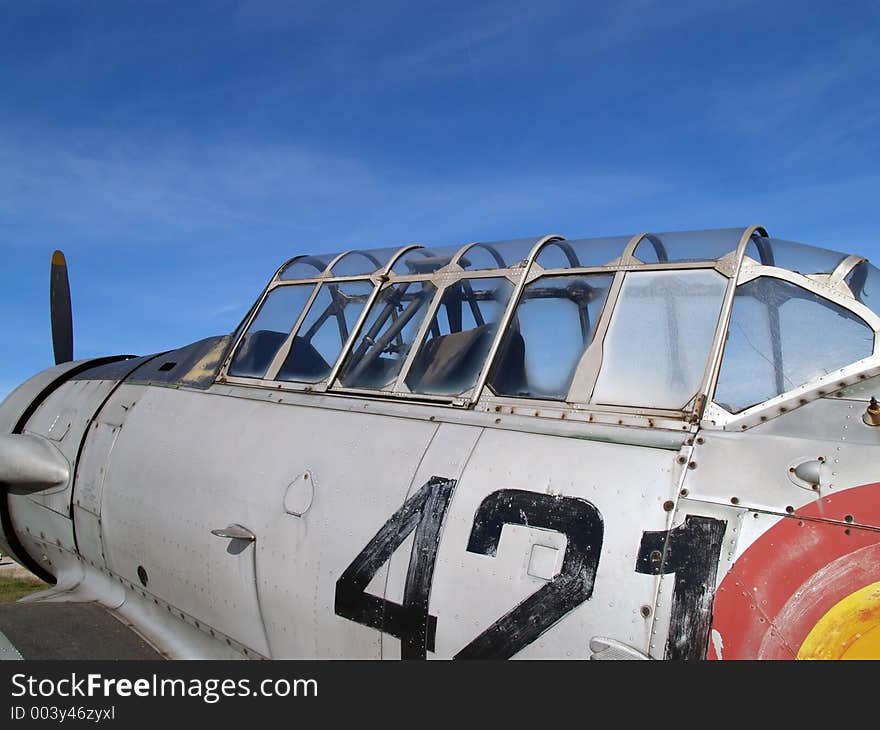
[455,489,604,659]
[334,476,456,659]
[636,515,727,660]
[336,481,725,661]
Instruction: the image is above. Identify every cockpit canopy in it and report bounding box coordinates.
[220,228,880,422]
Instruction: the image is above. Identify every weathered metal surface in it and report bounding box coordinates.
[0,356,131,579]
[19,378,125,516]
[126,335,234,389]
[397,426,683,659]
[210,381,693,451]
[0,358,124,435]
[70,355,154,382]
[708,497,880,659]
[283,472,315,517]
[689,398,880,529]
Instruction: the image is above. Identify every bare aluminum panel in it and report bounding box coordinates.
[21,378,121,517]
[687,399,880,529]
[421,427,683,659]
[96,384,437,658]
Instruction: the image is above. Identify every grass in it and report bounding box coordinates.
[0,574,48,603]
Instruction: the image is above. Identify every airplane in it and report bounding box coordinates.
[1,225,879,660]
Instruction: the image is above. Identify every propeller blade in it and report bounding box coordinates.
[50,250,74,364]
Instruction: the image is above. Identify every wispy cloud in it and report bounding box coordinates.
[0,124,670,253]
[0,128,371,244]
[710,30,880,145]
[550,0,760,57]
[655,171,880,257]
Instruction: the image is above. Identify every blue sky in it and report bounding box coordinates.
[2,0,879,399]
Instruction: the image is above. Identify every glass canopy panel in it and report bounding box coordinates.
[279,252,341,280]
[228,283,317,378]
[406,276,515,396]
[591,269,728,410]
[338,280,437,389]
[457,238,540,270]
[846,260,880,312]
[489,273,614,399]
[276,280,374,383]
[744,237,848,274]
[536,236,630,270]
[715,278,875,413]
[633,229,745,264]
[329,247,400,277]
[742,235,774,265]
[392,245,463,275]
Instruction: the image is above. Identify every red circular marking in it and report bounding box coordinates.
[709,483,880,660]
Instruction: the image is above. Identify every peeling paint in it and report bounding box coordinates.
[711,628,723,660]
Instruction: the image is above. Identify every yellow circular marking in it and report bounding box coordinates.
[798,581,880,660]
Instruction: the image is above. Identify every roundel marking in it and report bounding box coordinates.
[708,482,880,660]
[797,580,880,659]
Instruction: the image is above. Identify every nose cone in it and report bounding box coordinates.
[0,361,86,568]
[0,433,70,493]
